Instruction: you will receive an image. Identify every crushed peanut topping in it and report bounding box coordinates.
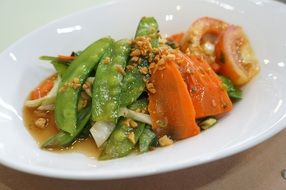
[139,67,149,75]
[130,49,141,57]
[103,57,111,64]
[114,64,126,75]
[34,118,48,129]
[159,135,173,146]
[128,132,136,144]
[130,120,138,128]
[123,118,132,127]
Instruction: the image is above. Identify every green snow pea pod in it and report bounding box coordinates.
[139,125,156,152]
[42,103,91,148]
[127,97,147,111]
[99,119,145,160]
[135,16,160,47]
[119,17,159,106]
[55,37,113,135]
[92,39,131,123]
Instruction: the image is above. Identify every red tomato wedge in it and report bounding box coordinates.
[30,75,56,100]
[181,17,229,51]
[177,53,233,118]
[148,60,200,140]
[215,25,260,86]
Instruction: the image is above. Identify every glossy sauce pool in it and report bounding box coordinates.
[23,106,100,158]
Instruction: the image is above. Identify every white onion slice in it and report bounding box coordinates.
[90,121,115,147]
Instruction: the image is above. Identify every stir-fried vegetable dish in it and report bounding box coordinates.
[24,16,260,160]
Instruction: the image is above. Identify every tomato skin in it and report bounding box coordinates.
[215,25,260,86]
[181,17,229,51]
[180,17,229,73]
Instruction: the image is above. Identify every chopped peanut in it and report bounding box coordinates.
[34,118,48,129]
[128,132,136,144]
[159,135,173,146]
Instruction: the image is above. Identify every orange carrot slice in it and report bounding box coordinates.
[167,32,185,44]
[148,60,200,140]
[30,75,56,100]
[57,55,75,62]
[177,53,233,118]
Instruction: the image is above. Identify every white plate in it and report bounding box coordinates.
[0,0,286,180]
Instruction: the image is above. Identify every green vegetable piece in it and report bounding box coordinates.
[139,126,156,152]
[99,119,145,160]
[127,98,147,111]
[135,17,159,47]
[198,117,217,130]
[40,56,69,77]
[119,17,159,106]
[51,60,68,77]
[92,39,131,123]
[120,70,145,107]
[55,37,113,135]
[42,104,91,148]
[219,75,242,99]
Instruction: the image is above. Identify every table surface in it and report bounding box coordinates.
[1,0,286,189]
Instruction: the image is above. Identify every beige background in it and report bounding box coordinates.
[1,0,286,189]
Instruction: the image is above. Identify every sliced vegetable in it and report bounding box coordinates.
[166,32,184,48]
[25,76,61,107]
[148,60,200,140]
[99,119,145,160]
[30,75,56,100]
[215,25,260,85]
[90,121,115,147]
[181,17,229,51]
[92,39,131,123]
[119,107,151,125]
[55,37,113,135]
[178,53,233,118]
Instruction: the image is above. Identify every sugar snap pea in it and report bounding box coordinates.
[42,104,91,148]
[55,37,113,135]
[119,17,159,106]
[135,16,160,47]
[92,39,131,123]
[99,119,145,160]
[139,125,156,152]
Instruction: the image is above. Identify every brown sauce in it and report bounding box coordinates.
[23,102,100,159]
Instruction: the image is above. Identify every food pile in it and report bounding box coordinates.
[24,16,259,160]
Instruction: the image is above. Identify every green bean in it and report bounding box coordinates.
[42,104,91,148]
[119,17,159,106]
[219,75,242,99]
[55,37,113,135]
[139,125,156,152]
[92,39,131,123]
[99,119,145,160]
